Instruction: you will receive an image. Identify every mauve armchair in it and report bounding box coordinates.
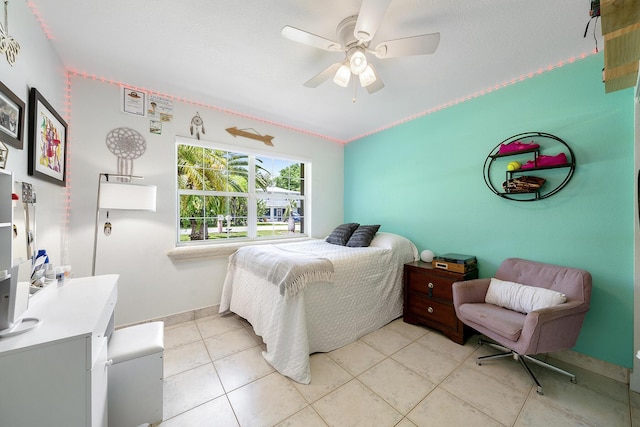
[452,258,592,395]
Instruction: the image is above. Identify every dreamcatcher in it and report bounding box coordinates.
[105,127,147,177]
[190,112,205,139]
[0,1,20,66]
[102,127,147,235]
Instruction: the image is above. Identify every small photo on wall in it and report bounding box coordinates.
[150,119,162,135]
[0,141,8,169]
[148,93,173,122]
[121,86,147,117]
[0,80,25,149]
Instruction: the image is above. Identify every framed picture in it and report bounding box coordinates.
[0,80,25,149]
[0,141,7,169]
[28,88,68,186]
[121,86,147,117]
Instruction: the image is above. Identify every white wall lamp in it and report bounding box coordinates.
[92,173,157,275]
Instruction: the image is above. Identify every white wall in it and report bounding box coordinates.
[67,77,344,326]
[1,1,67,266]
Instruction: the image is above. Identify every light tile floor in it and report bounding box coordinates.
[157,313,640,427]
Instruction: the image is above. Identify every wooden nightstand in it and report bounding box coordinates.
[403,261,478,344]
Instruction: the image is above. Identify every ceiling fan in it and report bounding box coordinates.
[281,0,440,94]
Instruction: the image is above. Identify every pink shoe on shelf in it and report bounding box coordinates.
[521,152,568,169]
[498,140,541,155]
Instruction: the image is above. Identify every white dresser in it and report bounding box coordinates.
[0,274,118,427]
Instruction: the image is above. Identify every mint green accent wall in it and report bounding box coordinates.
[344,54,635,368]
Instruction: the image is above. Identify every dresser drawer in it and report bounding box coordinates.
[403,261,477,344]
[406,296,457,329]
[405,268,454,300]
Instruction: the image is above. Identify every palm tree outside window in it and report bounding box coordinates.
[177,140,306,243]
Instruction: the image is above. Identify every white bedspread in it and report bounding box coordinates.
[227,243,334,297]
[219,232,418,384]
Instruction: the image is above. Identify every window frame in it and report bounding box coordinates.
[175,136,309,246]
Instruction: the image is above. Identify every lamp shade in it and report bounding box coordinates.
[99,182,157,211]
[333,64,351,87]
[349,50,368,75]
[359,64,377,87]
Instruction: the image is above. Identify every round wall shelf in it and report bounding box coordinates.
[483,132,576,202]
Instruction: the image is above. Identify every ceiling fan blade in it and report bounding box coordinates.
[354,0,392,42]
[364,64,385,94]
[373,32,440,58]
[303,62,342,88]
[281,26,343,51]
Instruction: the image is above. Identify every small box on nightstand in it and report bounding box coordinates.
[432,253,477,274]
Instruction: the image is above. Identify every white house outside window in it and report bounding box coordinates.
[176,139,306,244]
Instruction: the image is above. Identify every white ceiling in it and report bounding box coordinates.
[27,0,602,142]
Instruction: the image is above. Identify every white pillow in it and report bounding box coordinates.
[369,232,419,259]
[485,278,567,314]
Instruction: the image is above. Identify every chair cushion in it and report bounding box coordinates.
[109,321,165,364]
[459,303,526,342]
[485,278,566,314]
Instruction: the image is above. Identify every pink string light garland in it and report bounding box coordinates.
[28,1,599,148]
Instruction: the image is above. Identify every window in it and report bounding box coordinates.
[177,140,306,244]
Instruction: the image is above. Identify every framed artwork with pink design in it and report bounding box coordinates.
[28,88,68,186]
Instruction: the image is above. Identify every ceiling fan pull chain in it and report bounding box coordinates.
[352,76,358,103]
[4,1,8,32]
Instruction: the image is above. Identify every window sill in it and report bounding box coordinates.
[166,237,313,261]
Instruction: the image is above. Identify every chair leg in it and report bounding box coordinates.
[516,355,544,395]
[477,351,512,364]
[475,338,577,395]
[522,355,577,384]
[477,339,514,364]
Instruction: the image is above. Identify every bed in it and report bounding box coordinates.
[219,232,418,384]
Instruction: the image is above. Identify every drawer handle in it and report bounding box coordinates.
[427,306,434,313]
[428,282,434,288]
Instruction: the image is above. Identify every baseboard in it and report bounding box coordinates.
[125,306,631,386]
[120,305,221,329]
[548,349,629,385]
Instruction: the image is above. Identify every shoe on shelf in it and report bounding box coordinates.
[498,140,541,155]
[502,176,546,192]
[521,152,568,169]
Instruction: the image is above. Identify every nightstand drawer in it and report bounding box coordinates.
[403,261,477,344]
[405,268,453,300]
[406,296,457,328]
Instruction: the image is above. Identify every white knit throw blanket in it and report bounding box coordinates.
[229,244,335,297]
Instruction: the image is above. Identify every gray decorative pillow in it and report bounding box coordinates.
[346,225,381,247]
[326,223,360,246]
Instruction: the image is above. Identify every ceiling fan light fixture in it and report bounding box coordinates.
[359,64,377,87]
[349,49,368,75]
[333,63,352,87]
[282,2,440,94]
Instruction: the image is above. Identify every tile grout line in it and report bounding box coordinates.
[161,315,633,427]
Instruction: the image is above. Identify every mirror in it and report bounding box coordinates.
[12,181,36,264]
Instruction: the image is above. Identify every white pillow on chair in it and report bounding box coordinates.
[485,277,566,314]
